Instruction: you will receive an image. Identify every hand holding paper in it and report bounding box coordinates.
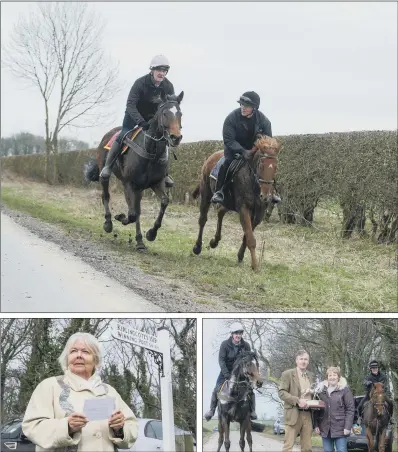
[83,397,116,421]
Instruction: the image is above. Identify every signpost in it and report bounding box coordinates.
[111,321,176,452]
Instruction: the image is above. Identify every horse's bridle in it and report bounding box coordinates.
[143,100,182,148]
[247,153,277,186]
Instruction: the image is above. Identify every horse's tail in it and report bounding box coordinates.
[192,184,201,199]
[84,158,99,182]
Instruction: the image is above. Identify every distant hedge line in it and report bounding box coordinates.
[2,130,397,242]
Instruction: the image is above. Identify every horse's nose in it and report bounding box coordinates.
[170,134,182,146]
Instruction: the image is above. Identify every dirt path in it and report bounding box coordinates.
[1,205,235,312]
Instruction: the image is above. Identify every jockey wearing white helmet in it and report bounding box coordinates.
[204,322,259,421]
[100,54,175,185]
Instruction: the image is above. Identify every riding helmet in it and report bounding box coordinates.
[149,54,170,71]
[237,91,260,109]
[229,321,244,334]
[369,360,379,368]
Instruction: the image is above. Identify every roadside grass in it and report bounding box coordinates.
[1,177,396,312]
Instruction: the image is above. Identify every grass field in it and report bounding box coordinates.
[1,174,396,311]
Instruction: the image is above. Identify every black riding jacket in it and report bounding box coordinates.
[363,371,391,396]
[218,337,251,378]
[125,73,175,126]
[223,108,272,161]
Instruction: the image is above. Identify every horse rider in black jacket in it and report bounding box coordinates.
[211,91,281,205]
[357,360,393,422]
[204,322,259,421]
[100,55,175,185]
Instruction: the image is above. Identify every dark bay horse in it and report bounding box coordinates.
[84,92,184,250]
[363,383,393,452]
[217,351,262,452]
[192,135,281,271]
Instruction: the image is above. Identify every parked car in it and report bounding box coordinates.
[1,418,34,452]
[125,418,196,452]
[273,418,285,435]
[1,417,196,452]
[347,396,394,452]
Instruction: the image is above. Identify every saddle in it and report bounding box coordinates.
[104,127,142,155]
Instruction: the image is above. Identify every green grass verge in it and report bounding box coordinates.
[2,185,396,311]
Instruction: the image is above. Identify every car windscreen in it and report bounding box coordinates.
[1,420,21,434]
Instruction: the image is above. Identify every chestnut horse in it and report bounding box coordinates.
[217,351,262,452]
[192,135,281,271]
[363,382,393,452]
[84,92,183,250]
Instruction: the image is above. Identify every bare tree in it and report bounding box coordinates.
[2,2,119,182]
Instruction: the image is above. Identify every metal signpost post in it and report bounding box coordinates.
[111,321,176,452]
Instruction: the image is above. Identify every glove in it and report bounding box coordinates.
[364,380,372,388]
[139,121,150,131]
[242,149,252,160]
[343,429,351,436]
[256,380,263,388]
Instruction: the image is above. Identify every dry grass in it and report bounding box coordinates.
[1,172,396,312]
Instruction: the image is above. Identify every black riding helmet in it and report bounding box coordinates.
[237,91,260,109]
[369,360,380,369]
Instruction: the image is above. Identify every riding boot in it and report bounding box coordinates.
[204,387,218,421]
[249,391,258,420]
[211,161,229,204]
[100,140,122,181]
[165,174,174,188]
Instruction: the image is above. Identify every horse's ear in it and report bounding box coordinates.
[177,91,184,104]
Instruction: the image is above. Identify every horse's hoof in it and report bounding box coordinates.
[115,213,126,223]
[209,238,218,249]
[238,256,244,263]
[136,243,147,252]
[252,265,260,272]
[146,229,157,242]
[103,222,113,233]
[193,244,202,255]
[128,214,137,224]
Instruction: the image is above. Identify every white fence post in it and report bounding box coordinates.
[157,327,176,452]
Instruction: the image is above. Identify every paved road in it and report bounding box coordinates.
[203,430,300,452]
[1,213,162,312]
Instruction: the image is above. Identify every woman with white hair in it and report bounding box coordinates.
[22,332,138,451]
[314,366,355,452]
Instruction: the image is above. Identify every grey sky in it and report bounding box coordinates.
[203,319,279,419]
[1,2,397,147]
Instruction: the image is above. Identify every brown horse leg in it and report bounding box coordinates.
[193,182,212,255]
[378,429,386,452]
[101,178,113,233]
[366,427,373,452]
[209,207,228,249]
[238,216,262,264]
[216,418,224,452]
[239,421,246,451]
[246,419,253,452]
[239,206,259,271]
[146,181,169,242]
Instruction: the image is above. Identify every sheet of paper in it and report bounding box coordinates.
[83,397,116,421]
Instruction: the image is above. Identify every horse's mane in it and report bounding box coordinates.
[253,135,281,158]
[231,351,257,379]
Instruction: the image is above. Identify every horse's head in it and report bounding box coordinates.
[153,91,184,147]
[252,135,282,202]
[232,351,262,387]
[370,382,387,416]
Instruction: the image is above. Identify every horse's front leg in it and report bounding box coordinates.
[239,422,246,452]
[238,215,262,264]
[216,417,224,452]
[246,421,253,452]
[239,206,259,271]
[146,179,169,242]
[133,190,146,251]
[366,427,374,452]
[224,419,231,452]
[101,178,113,233]
[209,206,228,249]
